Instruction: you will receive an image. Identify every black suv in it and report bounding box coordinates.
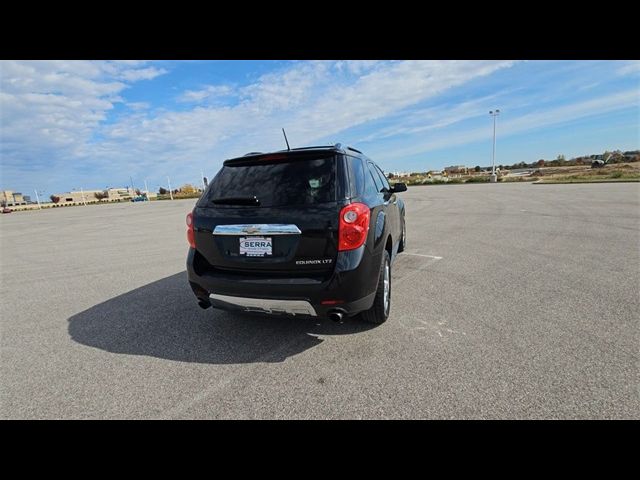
[186,144,407,324]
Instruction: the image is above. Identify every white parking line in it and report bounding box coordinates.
[393,252,443,287]
[402,253,443,260]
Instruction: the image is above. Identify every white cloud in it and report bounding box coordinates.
[354,92,508,143]
[0,60,170,191]
[239,61,334,113]
[117,66,167,82]
[374,88,640,160]
[127,102,150,110]
[280,61,516,143]
[0,60,530,193]
[90,61,517,171]
[617,61,640,76]
[12,59,634,192]
[178,85,236,103]
[333,60,382,75]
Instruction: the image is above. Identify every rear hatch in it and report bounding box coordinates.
[193,151,343,276]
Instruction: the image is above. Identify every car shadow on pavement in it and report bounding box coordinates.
[68,272,375,364]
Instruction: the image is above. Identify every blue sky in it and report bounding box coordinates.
[1,60,638,197]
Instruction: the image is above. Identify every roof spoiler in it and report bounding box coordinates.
[224,149,336,167]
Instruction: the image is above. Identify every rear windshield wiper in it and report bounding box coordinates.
[211,196,260,206]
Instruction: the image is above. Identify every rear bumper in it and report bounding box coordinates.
[186,246,380,318]
[209,293,318,316]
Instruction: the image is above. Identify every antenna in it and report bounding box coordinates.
[282,128,291,151]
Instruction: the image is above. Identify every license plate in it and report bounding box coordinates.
[239,236,272,257]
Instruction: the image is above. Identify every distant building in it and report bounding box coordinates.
[444,165,469,174]
[56,187,139,203]
[1,190,27,206]
[106,187,135,201]
[48,187,152,205]
[53,190,104,204]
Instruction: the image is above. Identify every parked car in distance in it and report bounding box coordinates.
[186,143,407,324]
[131,195,148,202]
[2,207,13,214]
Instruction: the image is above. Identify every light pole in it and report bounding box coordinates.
[167,176,174,200]
[489,109,500,183]
[34,189,42,209]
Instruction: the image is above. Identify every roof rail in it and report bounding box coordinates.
[333,143,343,150]
[346,146,362,154]
[244,152,263,156]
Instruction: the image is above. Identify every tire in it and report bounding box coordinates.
[361,250,391,324]
[398,216,406,253]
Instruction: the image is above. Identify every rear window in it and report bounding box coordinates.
[202,156,336,208]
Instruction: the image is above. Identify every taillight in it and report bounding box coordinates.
[186,212,196,248]
[338,202,370,251]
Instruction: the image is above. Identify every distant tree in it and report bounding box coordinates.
[180,184,197,194]
[158,187,168,195]
[537,159,545,167]
[474,165,481,172]
[94,191,108,200]
[388,172,395,178]
[557,154,566,161]
[50,195,60,204]
[609,151,625,164]
[498,165,504,170]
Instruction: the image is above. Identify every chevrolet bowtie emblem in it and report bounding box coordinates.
[242,226,260,234]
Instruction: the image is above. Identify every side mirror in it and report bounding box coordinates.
[391,182,407,193]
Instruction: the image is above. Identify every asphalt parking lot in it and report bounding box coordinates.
[1,183,638,419]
